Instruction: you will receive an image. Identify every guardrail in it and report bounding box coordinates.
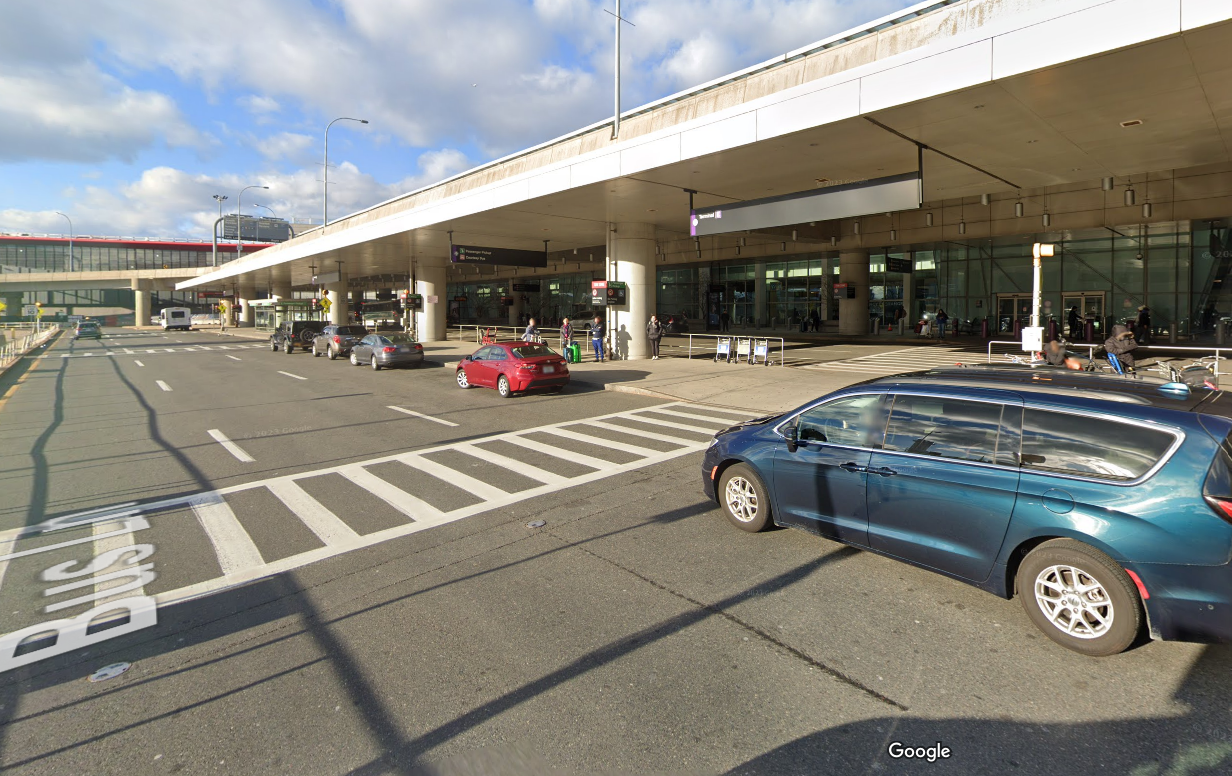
[0,325,59,372]
[987,340,1232,378]
[684,333,786,366]
[454,325,569,351]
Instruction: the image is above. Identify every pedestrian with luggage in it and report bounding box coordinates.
[647,315,664,360]
[589,316,605,362]
[560,317,572,356]
[522,317,540,342]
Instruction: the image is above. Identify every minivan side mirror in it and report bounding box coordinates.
[783,423,799,453]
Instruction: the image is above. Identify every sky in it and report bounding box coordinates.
[0,0,920,240]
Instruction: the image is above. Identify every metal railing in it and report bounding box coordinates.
[987,340,1231,378]
[0,325,58,371]
[684,333,786,366]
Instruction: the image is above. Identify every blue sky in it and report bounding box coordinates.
[0,0,920,239]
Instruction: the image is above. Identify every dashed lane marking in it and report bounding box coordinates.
[387,405,458,427]
[277,371,307,381]
[155,380,172,392]
[207,429,256,463]
[134,360,144,367]
[226,355,242,361]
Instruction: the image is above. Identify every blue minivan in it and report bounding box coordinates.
[702,366,1232,656]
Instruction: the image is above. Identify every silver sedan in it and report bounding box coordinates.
[350,333,425,370]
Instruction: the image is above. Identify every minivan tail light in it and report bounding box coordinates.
[1206,497,1232,525]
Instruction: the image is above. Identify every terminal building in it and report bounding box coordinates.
[150,0,1232,354]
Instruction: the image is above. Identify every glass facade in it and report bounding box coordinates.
[446,272,596,325]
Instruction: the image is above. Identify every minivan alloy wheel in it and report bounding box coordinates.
[1033,564,1114,639]
[724,476,759,523]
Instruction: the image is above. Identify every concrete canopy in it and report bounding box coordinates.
[177,0,1232,293]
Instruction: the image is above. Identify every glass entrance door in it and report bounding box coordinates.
[1062,293,1105,340]
[996,295,1032,334]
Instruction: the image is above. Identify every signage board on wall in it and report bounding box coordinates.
[606,281,627,306]
[886,256,912,273]
[512,283,541,292]
[690,172,921,237]
[450,244,547,267]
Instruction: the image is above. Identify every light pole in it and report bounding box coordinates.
[212,195,228,267]
[324,117,368,226]
[237,185,268,259]
[54,212,73,272]
[252,204,276,244]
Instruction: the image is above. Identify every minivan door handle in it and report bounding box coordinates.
[868,466,898,477]
[838,462,867,473]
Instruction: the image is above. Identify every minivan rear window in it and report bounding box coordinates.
[1020,409,1175,481]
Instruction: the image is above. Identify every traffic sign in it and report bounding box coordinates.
[320,297,332,312]
[22,304,38,316]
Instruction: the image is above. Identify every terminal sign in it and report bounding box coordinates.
[451,244,547,268]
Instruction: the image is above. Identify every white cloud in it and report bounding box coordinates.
[238,94,281,115]
[254,132,315,162]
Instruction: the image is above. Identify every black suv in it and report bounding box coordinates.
[311,324,368,360]
[270,321,324,354]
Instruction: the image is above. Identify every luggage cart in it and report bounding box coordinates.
[752,338,771,366]
[714,337,732,362]
[481,327,499,344]
[734,337,752,364]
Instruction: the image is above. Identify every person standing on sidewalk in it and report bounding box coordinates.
[936,308,949,340]
[560,317,572,354]
[719,309,730,333]
[589,316,605,362]
[646,314,664,360]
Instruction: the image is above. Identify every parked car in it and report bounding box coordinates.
[702,364,1232,656]
[349,332,424,370]
[270,321,324,354]
[456,341,569,398]
[312,324,368,360]
[73,321,101,340]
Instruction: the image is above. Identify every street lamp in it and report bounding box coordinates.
[236,185,269,259]
[54,212,73,272]
[252,204,275,243]
[211,195,229,267]
[323,117,368,226]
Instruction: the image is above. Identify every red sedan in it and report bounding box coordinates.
[456,342,569,398]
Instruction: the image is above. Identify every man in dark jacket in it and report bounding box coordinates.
[1137,306,1152,345]
[589,316,605,362]
[1104,323,1138,370]
[646,315,664,360]
[1068,306,1082,340]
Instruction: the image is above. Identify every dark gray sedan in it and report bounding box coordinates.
[350,333,424,370]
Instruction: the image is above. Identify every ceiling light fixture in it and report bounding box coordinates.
[1102,177,1115,191]
[980,193,990,206]
[1015,200,1024,218]
[853,221,860,235]
[831,236,837,247]
[926,212,934,227]
[1043,212,1051,228]
[791,229,797,241]
[1124,185,1136,207]
[781,242,787,252]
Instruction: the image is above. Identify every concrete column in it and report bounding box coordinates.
[237,282,256,327]
[612,222,656,360]
[508,290,523,327]
[1,292,22,321]
[839,251,870,337]
[133,289,151,328]
[754,260,767,328]
[415,264,447,342]
[327,269,349,325]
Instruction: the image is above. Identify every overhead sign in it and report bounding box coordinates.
[690,172,921,237]
[451,244,547,268]
[886,257,912,273]
[197,291,224,298]
[22,304,38,316]
[512,283,541,292]
[221,215,292,243]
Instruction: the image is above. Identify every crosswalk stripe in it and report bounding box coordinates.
[580,419,696,447]
[643,408,738,424]
[338,466,443,522]
[455,444,570,485]
[621,414,719,435]
[545,427,662,457]
[265,480,360,547]
[396,453,510,501]
[190,495,264,576]
[500,435,619,471]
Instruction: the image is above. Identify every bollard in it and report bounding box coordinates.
[1085,320,1095,342]
[1169,323,1177,345]
[1047,319,1059,342]
[1013,319,1022,339]
[1219,321,1226,347]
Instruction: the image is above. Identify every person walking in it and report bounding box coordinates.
[589,316,605,362]
[809,309,821,333]
[1068,306,1082,340]
[719,309,730,333]
[522,317,539,342]
[559,317,572,355]
[1104,323,1139,371]
[1137,305,1152,345]
[646,314,664,360]
[936,308,949,340]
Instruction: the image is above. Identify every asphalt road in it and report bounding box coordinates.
[0,328,1228,775]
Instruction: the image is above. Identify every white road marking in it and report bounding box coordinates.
[642,407,737,425]
[456,444,569,485]
[619,414,719,435]
[265,481,360,546]
[155,380,172,392]
[93,519,143,605]
[387,405,459,427]
[226,355,242,361]
[501,435,618,471]
[397,453,509,500]
[277,371,307,380]
[190,495,264,576]
[207,429,255,463]
[338,466,443,521]
[134,360,144,367]
[545,427,661,457]
[583,419,704,446]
